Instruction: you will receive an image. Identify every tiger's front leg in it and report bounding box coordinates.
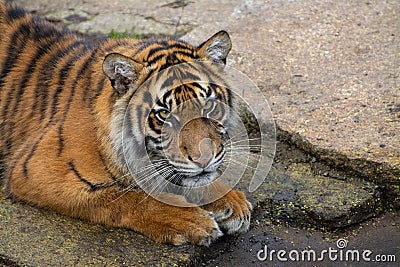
[6,142,222,246]
[8,171,223,246]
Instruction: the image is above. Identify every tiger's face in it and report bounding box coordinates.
[103,31,235,189]
[146,81,231,187]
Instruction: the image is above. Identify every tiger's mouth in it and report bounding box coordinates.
[168,154,225,187]
[178,170,219,187]
[163,168,219,187]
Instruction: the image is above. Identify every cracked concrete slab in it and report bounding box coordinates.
[12,0,242,37]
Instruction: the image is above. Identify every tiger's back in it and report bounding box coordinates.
[0,2,126,158]
[0,1,252,246]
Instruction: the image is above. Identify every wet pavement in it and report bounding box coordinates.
[1,0,399,266]
[200,211,399,266]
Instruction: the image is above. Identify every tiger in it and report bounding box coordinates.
[0,1,252,246]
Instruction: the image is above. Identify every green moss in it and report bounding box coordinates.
[109,29,140,39]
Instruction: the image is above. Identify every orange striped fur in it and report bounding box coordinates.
[0,1,251,245]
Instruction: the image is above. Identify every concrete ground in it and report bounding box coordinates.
[1,0,399,266]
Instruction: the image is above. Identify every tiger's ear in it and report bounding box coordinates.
[103,53,144,94]
[197,31,232,64]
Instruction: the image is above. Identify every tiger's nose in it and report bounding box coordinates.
[192,157,212,168]
[192,138,215,168]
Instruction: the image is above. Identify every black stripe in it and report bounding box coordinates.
[171,44,193,51]
[22,133,45,178]
[21,34,64,119]
[98,152,128,188]
[48,86,62,122]
[175,50,198,59]
[57,123,65,157]
[155,97,168,110]
[37,40,86,123]
[147,44,192,58]
[160,135,173,149]
[206,86,212,97]
[131,41,150,55]
[1,90,15,151]
[6,5,27,21]
[124,105,135,138]
[22,44,87,175]
[53,51,84,128]
[148,116,161,134]
[5,137,12,153]
[30,38,63,117]
[161,90,172,106]
[159,73,178,90]
[89,76,106,107]
[39,40,86,107]
[150,51,197,69]
[68,161,116,191]
[194,82,209,95]
[145,135,162,145]
[174,85,182,95]
[146,45,164,59]
[136,39,193,56]
[160,67,202,91]
[143,91,153,107]
[174,94,182,107]
[4,126,42,180]
[134,105,143,135]
[68,161,98,191]
[147,54,165,66]
[185,82,203,96]
[215,148,225,163]
[181,71,202,83]
[31,16,69,42]
[98,152,118,182]
[58,49,95,156]
[1,22,33,150]
[226,85,232,107]
[1,22,32,117]
[165,42,193,51]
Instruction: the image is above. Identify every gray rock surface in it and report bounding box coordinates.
[11,0,242,37]
[184,0,399,206]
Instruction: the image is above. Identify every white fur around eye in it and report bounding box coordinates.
[203,99,216,117]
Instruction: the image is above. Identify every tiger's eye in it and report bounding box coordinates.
[203,100,214,110]
[157,109,170,121]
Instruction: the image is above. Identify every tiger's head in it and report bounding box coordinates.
[102,31,238,190]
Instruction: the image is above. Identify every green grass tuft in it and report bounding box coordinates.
[109,29,140,39]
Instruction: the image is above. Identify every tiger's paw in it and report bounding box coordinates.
[171,210,223,246]
[143,203,223,246]
[202,189,253,235]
